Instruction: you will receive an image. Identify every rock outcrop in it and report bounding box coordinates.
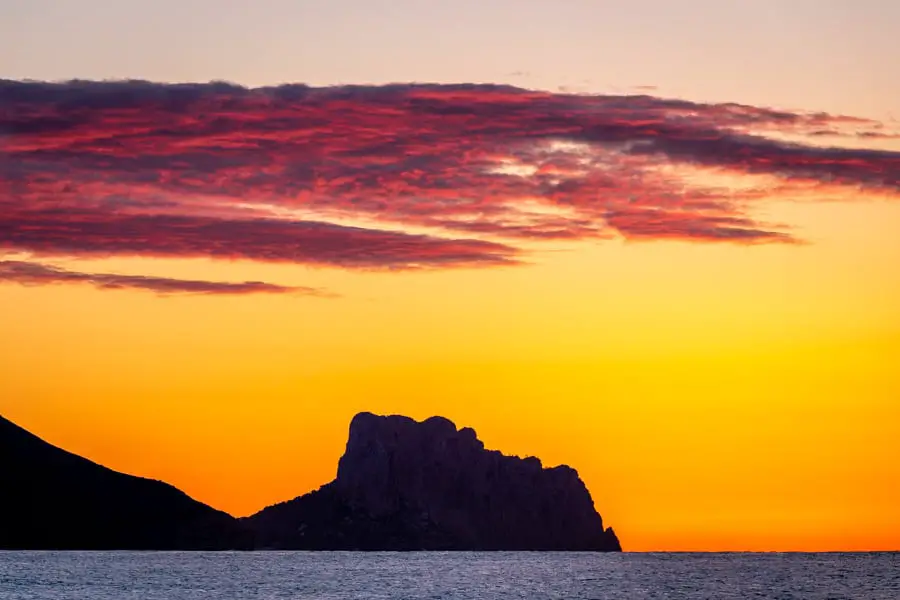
[0,414,252,550]
[247,412,621,551]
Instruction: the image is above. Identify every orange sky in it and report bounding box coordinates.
[2,1,900,552]
[3,196,899,551]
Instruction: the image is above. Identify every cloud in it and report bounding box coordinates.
[2,79,898,292]
[0,213,520,269]
[0,260,326,296]
[604,208,796,244]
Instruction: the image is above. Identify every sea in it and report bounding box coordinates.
[0,551,897,599]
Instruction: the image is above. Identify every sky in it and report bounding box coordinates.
[1,0,899,551]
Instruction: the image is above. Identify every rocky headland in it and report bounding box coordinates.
[246,412,621,551]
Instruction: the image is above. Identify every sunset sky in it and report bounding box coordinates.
[1,0,899,552]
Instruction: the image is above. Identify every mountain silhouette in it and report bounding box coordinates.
[246,412,621,551]
[0,414,252,550]
[1,411,622,551]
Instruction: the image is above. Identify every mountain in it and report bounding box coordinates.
[246,412,621,551]
[0,414,252,550]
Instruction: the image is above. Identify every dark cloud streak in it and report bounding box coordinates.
[0,212,520,269]
[0,260,326,296]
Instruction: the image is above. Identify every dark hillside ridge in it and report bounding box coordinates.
[246,412,621,551]
[0,414,252,550]
[1,412,621,551]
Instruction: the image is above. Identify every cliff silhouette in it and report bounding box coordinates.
[1,411,621,551]
[0,414,252,550]
[246,412,621,551]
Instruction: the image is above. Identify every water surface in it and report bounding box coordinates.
[1,551,897,599]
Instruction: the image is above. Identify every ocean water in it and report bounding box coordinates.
[0,551,897,599]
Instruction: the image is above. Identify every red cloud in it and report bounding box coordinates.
[0,213,519,269]
[0,260,326,296]
[2,80,898,292]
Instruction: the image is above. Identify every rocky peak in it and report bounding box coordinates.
[323,412,621,550]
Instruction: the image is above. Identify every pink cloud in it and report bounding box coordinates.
[2,79,898,293]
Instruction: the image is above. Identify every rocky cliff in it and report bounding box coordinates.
[0,414,252,550]
[247,412,621,551]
